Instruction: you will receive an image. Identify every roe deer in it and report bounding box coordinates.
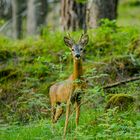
[49,33,89,138]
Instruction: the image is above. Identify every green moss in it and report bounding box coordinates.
[105,93,135,111]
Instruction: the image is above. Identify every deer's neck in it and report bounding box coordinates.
[73,59,83,81]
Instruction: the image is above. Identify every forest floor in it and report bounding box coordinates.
[0,0,140,140]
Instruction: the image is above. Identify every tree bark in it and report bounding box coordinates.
[27,0,47,35]
[12,0,23,39]
[61,0,87,31]
[87,0,119,28]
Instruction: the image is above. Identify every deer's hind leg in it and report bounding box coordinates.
[51,104,56,123]
[54,103,63,123]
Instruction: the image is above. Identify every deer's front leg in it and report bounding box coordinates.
[63,99,71,139]
[54,104,63,123]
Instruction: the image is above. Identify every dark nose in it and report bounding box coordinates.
[75,54,80,58]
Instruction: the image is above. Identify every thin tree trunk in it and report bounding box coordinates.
[37,0,48,27]
[12,0,22,39]
[0,0,12,19]
[87,0,119,28]
[61,0,87,31]
[27,0,47,35]
[27,0,37,35]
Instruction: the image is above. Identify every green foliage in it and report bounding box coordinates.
[84,55,140,88]
[129,37,140,57]
[107,80,140,93]
[77,108,140,140]
[0,107,140,140]
[87,20,139,60]
[105,94,135,110]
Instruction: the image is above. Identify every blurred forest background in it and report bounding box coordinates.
[0,0,140,140]
[0,0,137,38]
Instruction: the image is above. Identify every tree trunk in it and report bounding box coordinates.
[12,0,23,39]
[61,0,87,31]
[27,0,37,35]
[0,0,12,19]
[87,0,119,28]
[27,0,47,35]
[37,0,48,27]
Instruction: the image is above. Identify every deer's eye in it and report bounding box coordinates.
[80,48,83,51]
[72,49,74,51]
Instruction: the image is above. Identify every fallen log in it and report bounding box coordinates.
[103,76,140,89]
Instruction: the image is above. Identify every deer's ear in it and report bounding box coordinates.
[79,34,89,46]
[64,37,74,48]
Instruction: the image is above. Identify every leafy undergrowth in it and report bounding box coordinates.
[0,106,140,140]
[0,20,140,139]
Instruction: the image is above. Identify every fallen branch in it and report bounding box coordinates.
[103,76,140,89]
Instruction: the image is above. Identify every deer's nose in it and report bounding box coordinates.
[75,54,80,58]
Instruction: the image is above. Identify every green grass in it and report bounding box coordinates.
[0,106,140,140]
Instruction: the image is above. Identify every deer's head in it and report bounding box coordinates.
[64,34,89,60]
